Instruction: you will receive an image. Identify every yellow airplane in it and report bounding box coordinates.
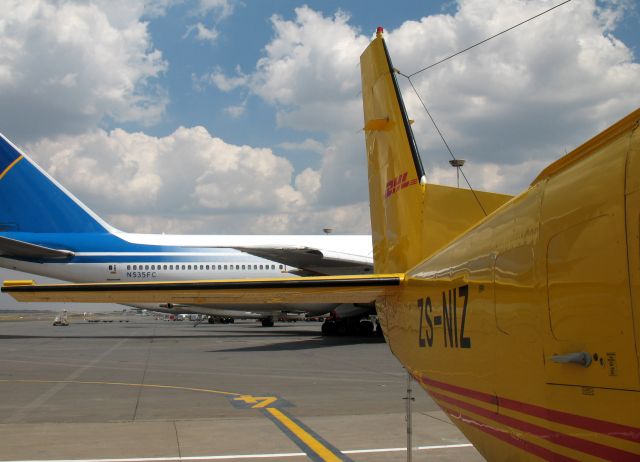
[4,29,640,461]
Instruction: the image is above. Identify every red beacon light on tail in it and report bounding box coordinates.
[376,26,384,38]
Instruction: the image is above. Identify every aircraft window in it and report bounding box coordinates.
[218,265,222,270]
[271,265,275,270]
[126,265,130,270]
[224,265,227,270]
[260,265,263,270]
[133,265,137,270]
[145,265,149,270]
[108,265,113,271]
[163,265,167,270]
[200,265,204,270]
[206,265,210,270]
[254,265,257,270]
[279,265,283,270]
[236,265,240,270]
[169,265,174,270]
[242,265,246,270]
[182,265,186,270]
[151,265,155,270]
[188,265,192,270]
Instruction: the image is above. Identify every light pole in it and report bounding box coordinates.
[449,159,466,188]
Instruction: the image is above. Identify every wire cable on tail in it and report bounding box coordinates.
[394,0,573,216]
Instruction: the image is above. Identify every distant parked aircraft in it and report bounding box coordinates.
[0,132,373,331]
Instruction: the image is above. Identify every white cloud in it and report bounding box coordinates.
[278,138,325,154]
[213,0,639,203]
[206,66,248,91]
[183,0,236,45]
[249,7,369,132]
[196,0,235,19]
[294,168,321,202]
[24,126,331,233]
[190,22,220,43]
[0,0,168,142]
[386,0,640,173]
[224,104,246,118]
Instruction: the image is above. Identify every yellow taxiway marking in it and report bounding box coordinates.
[233,394,278,408]
[264,407,346,462]
[0,379,241,397]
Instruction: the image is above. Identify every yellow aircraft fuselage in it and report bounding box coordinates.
[362,33,640,460]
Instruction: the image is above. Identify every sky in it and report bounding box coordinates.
[1,0,639,309]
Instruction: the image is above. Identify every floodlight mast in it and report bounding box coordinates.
[449,159,466,187]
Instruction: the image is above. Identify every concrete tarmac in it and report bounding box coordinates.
[0,318,483,461]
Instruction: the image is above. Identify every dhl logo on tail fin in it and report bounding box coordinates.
[384,172,417,199]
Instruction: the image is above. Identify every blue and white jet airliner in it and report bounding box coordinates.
[0,133,373,329]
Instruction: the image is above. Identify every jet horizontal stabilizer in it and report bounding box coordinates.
[0,235,74,260]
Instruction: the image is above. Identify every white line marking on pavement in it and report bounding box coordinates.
[0,443,474,462]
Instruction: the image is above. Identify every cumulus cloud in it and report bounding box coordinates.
[388,0,640,177]
[0,0,168,142]
[213,0,639,199]
[24,126,336,233]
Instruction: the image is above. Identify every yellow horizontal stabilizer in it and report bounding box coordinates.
[1,274,404,304]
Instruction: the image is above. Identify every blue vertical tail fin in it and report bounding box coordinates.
[0,133,112,234]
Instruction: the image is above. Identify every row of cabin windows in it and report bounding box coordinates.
[125,264,282,271]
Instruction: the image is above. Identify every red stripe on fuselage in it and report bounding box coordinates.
[420,375,640,443]
[431,390,639,461]
[440,403,580,462]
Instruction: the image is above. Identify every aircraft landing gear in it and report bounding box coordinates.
[321,320,337,336]
[359,320,374,336]
[321,317,376,337]
[261,317,275,327]
[375,320,383,337]
[208,317,215,324]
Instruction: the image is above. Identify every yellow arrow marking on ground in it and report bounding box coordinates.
[233,394,278,408]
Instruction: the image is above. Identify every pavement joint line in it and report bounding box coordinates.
[2,340,128,424]
[0,359,402,384]
[132,328,156,421]
[0,444,475,462]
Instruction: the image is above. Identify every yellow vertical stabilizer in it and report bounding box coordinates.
[360,33,512,274]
